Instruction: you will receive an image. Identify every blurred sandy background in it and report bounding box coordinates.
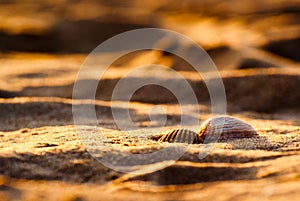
[0,0,300,201]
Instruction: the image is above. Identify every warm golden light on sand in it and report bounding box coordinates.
[0,0,300,200]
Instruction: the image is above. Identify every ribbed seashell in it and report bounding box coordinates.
[198,115,258,141]
[159,129,203,144]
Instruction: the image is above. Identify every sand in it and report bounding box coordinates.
[1,0,300,200]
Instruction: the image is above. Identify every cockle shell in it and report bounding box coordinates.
[159,115,258,144]
[159,129,203,144]
[198,115,258,141]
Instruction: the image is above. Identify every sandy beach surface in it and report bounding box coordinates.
[1,0,300,200]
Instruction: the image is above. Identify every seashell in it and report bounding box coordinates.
[159,129,203,144]
[198,115,258,141]
[158,115,258,144]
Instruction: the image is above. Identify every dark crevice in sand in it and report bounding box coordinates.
[263,37,300,62]
[0,100,133,131]
[238,58,277,69]
[0,150,123,184]
[0,150,297,189]
[180,152,295,163]
[0,146,293,185]
[0,90,18,98]
[0,20,150,53]
[0,99,196,131]
[15,69,69,79]
[127,165,258,185]
[4,73,299,113]
[222,74,300,112]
